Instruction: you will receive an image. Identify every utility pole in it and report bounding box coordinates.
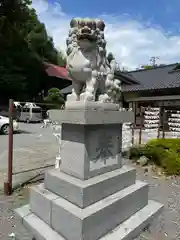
[150,56,160,67]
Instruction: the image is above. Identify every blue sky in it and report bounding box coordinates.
[48,0,180,33]
[32,0,180,69]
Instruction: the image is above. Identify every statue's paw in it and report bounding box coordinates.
[98,94,110,103]
[80,92,94,101]
[67,93,79,101]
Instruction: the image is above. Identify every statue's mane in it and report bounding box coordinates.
[66,18,107,57]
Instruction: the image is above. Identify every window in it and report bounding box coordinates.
[32,108,42,113]
[22,108,29,112]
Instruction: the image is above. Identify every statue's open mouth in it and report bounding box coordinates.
[78,33,97,41]
[78,27,97,42]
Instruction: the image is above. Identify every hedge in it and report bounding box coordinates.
[129,139,180,175]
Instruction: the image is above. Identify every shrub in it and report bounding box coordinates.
[163,153,180,175]
[129,139,180,175]
[145,138,180,152]
[44,88,64,107]
[129,145,144,160]
[142,145,166,166]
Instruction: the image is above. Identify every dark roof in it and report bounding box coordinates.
[60,75,139,94]
[60,63,180,94]
[61,85,73,94]
[115,71,140,84]
[123,63,180,92]
[60,69,141,94]
[44,62,140,85]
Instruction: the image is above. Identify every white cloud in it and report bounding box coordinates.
[32,0,180,69]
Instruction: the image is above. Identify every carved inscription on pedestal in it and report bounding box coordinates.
[92,130,113,164]
[87,126,120,171]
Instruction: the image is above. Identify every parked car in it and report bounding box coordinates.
[19,102,43,123]
[0,115,19,134]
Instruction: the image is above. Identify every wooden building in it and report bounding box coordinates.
[44,62,72,94]
[123,63,180,107]
[60,63,180,106]
[58,63,180,127]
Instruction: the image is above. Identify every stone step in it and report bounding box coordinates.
[45,165,136,208]
[30,180,148,240]
[15,200,163,240]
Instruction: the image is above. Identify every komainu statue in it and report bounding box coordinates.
[66,18,121,103]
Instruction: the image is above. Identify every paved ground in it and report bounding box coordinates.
[0,123,175,189]
[0,123,179,239]
[134,163,180,240]
[0,187,32,240]
[0,161,180,240]
[0,123,59,189]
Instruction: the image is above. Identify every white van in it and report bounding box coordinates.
[19,102,43,123]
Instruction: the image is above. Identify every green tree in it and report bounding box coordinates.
[0,0,66,100]
[141,65,153,69]
[44,88,65,107]
[107,52,115,64]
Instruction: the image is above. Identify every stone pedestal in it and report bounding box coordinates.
[15,102,163,240]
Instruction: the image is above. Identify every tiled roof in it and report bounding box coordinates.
[44,63,72,81]
[115,71,140,84]
[61,85,73,94]
[60,63,180,94]
[123,63,180,92]
[44,62,140,85]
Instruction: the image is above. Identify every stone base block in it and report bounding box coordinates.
[29,180,148,240]
[44,165,136,208]
[30,184,59,225]
[65,101,119,111]
[48,108,134,125]
[15,200,163,240]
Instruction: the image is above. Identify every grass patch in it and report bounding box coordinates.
[129,139,180,175]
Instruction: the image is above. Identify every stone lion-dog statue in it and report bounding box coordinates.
[66,18,121,103]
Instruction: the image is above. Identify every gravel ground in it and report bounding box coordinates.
[0,123,175,190]
[0,123,58,189]
[0,162,180,240]
[0,187,32,240]
[0,123,179,239]
[134,163,180,240]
